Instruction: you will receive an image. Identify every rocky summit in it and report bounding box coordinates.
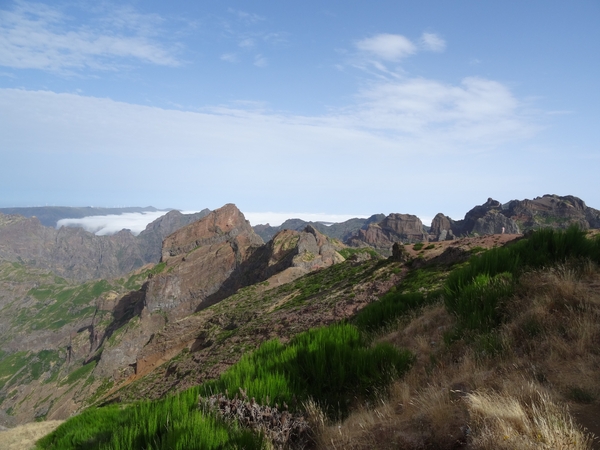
[428,194,600,241]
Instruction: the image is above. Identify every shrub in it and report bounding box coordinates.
[36,388,264,450]
[353,292,429,333]
[444,226,600,333]
[201,323,413,419]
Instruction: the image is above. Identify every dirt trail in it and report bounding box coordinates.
[0,421,63,450]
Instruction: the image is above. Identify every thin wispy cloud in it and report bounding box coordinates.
[349,76,532,145]
[227,8,265,25]
[420,32,446,52]
[356,33,416,61]
[0,1,179,73]
[220,53,238,63]
[254,54,267,67]
[239,38,255,48]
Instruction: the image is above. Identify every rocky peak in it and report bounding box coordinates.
[429,213,456,241]
[346,213,427,255]
[504,194,600,230]
[161,204,259,262]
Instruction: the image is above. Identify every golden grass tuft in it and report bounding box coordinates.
[467,388,592,449]
[319,260,600,449]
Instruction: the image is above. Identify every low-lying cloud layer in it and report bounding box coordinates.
[57,211,382,236]
[57,211,170,236]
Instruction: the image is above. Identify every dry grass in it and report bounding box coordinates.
[0,420,63,450]
[318,261,600,449]
[467,387,591,449]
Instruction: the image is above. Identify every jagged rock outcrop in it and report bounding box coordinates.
[253,214,386,242]
[346,213,427,254]
[99,207,345,381]
[137,209,210,262]
[428,195,599,241]
[429,213,456,241]
[96,205,263,379]
[146,204,264,317]
[429,198,520,240]
[259,225,345,276]
[472,210,520,235]
[504,194,600,230]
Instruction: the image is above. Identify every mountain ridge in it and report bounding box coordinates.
[1,194,600,439]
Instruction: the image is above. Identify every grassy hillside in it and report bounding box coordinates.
[33,227,600,449]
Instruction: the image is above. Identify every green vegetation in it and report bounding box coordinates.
[0,349,62,392]
[278,259,382,308]
[36,390,264,450]
[201,323,413,418]
[445,226,600,334]
[353,292,431,333]
[412,242,424,251]
[37,320,413,448]
[0,351,29,390]
[62,361,96,386]
[338,247,379,260]
[17,278,115,331]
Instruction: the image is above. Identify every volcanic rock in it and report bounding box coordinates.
[347,213,427,255]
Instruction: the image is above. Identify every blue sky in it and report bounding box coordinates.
[1,0,598,225]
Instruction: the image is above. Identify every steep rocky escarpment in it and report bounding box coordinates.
[103,210,346,383]
[346,213,428,254]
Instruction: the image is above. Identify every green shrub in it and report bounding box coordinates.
[444,226,600,334]
[412,242,424,251]
[353,292,429,333]
[36,390,263,450]
[201,323,413,419]
[338,247,379,260]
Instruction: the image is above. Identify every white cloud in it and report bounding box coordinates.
[239,38,255,48]
[0,1,179,73]
[420,32,446,52]
[57,211,170,235]
[220,53,238,63]
[0,79,540,216]
[227,8,265,25]
[254,54,267,67]
[356,33,416,61]
[347,76,535,146]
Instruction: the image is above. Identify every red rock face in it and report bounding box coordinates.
[146,204,264,319]
[348,213,427,253]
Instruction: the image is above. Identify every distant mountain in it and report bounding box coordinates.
[0,206,169,228]
[0,209,210,281]
[429,194,600,241]
[253,214,386,242]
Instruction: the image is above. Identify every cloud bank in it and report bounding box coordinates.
[57,211,170,235]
